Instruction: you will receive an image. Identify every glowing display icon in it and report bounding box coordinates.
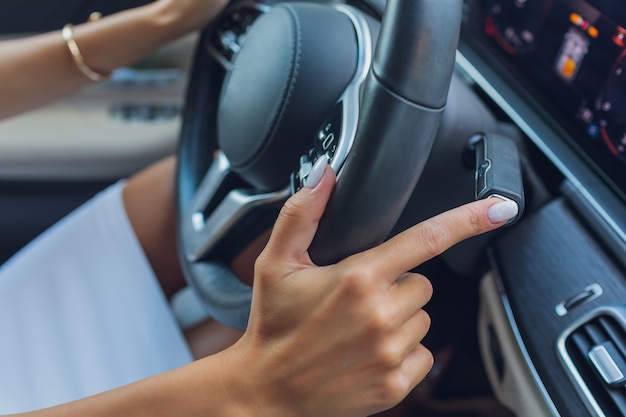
[555,28,589,81]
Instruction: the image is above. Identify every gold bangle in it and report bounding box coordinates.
[62,13,109,82]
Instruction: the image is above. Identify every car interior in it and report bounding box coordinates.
[3,0,626,416]
[0,0,195,265]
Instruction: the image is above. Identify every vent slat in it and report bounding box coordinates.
[572,331,593,352]
[601,316,626,361]
[586,320,609,344]
[611,387,626,413]
[566,315,626,417]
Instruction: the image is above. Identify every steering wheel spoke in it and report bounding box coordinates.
[181,151,289,263]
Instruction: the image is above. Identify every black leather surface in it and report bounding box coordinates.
[309,0,463,265]
[309,74,445,264]
[218,3,358,190]
[372,0,461,108]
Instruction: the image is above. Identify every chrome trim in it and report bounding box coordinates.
[326,4,373,178]
[455,51,626,248]
[556,306,626,417]
[181,151,290,262]
[488,257,562,416]
[555,283,603,317]
[588,345,624,385]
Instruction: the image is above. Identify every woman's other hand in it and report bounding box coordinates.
[153,0,229,35]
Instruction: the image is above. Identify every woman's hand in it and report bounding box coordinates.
[217,161,518,417]
[153,0,229,35]
[15,160,517,417]
[0,0,229,120]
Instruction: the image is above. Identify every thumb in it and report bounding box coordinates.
[263,156,336,265]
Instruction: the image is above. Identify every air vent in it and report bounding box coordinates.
[109,103,181,123]
[565,314,626,416]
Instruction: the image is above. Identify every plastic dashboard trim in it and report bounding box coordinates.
[487,257,562,417]
[455,43,626,250]
[456,34,626,417]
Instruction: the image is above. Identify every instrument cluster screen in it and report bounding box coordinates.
[467,0,626,196]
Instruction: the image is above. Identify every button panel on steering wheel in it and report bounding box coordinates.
[291,103,344,193]
[289,3,375,194]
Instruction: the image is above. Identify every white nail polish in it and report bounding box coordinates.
[487,199,519,224]
[304,154,329,189]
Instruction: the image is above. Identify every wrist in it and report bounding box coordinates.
[212,344,269,417]
[149,0,228,37]
[213,339,298,417]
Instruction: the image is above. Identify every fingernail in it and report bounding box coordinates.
[487,199,519,224]
[304,154,329,189]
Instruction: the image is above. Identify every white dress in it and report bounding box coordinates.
[0,181,193,413]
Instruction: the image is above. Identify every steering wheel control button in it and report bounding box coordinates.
[588,342,626,387]
[292,154,327,193]
[313,104,343,163]
[219,30,240,56]
[304,154,329,189]
[208,4,269,68]
[298,157,313,183]
[291,103,347,193]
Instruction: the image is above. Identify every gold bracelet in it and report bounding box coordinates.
[62,12,110,82]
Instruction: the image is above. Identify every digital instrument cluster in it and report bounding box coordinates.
[468,0,626,195]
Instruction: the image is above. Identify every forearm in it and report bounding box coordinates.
[11,353,245,417]
[0,0,225,120]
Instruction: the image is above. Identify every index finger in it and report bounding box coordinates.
[350,198,518,280]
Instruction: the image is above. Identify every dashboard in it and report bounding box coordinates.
[458,1,626,417]
[466,0,626,200]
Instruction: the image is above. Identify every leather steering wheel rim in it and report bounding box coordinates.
[177,0,462,329]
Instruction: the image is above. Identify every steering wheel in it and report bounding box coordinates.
[177,0,462,330]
